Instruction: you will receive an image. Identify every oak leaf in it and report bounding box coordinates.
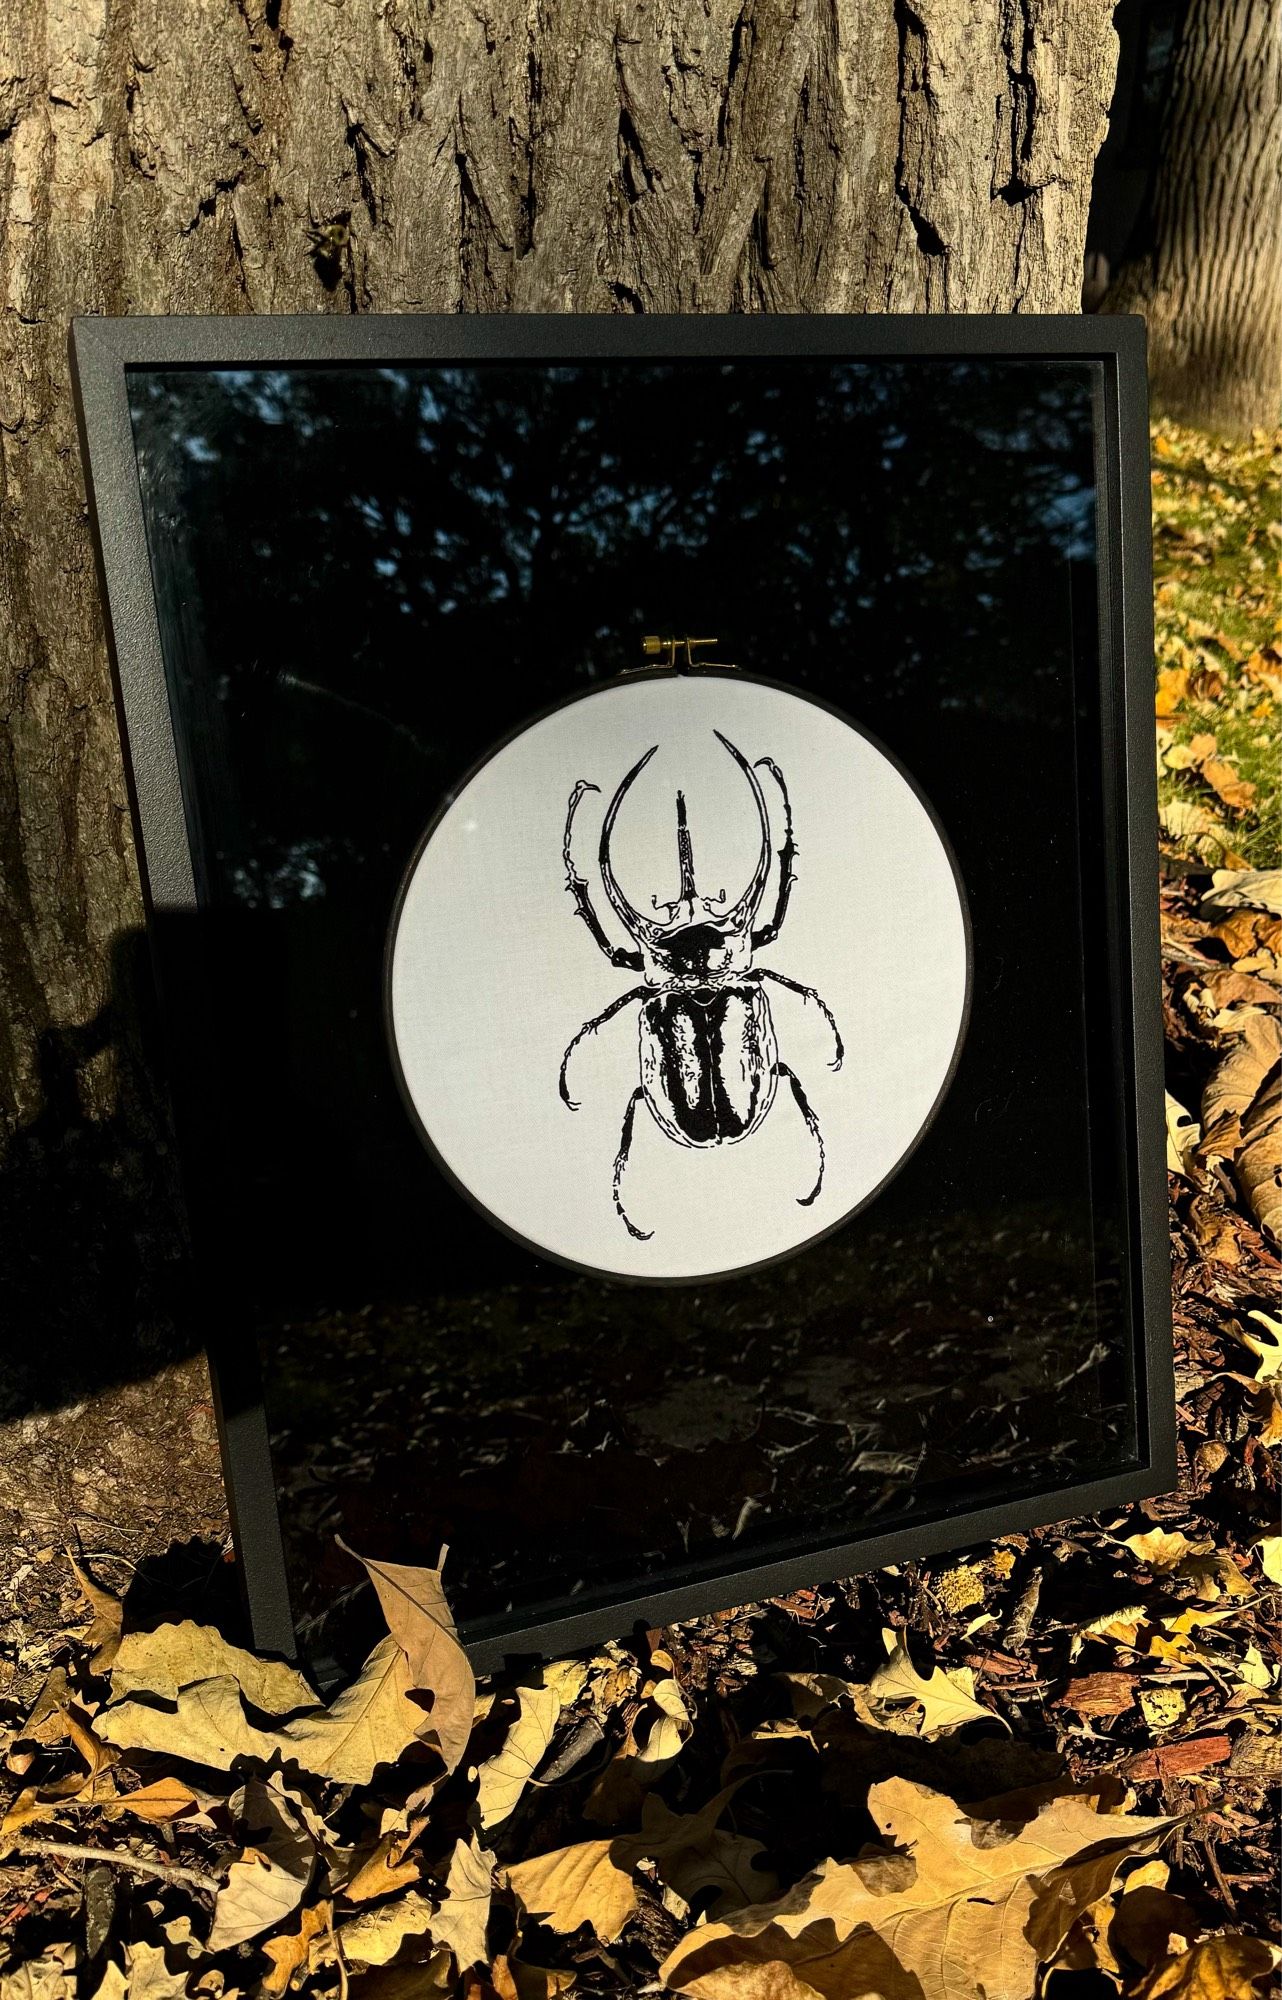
[659,1777,1176,2000]
[861,1631,1005,1739]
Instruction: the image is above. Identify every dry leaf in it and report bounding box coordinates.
[612,1784,777,1918]
[340,1893,437,1967]
[0,1945,77,2000]
[490,1956,575,2000]
[206,1772,316,1951]
[1156,667,1189,717]
[67,1554,124,1673]
[506,1837,639,1945]
[1132,1934,1280,1999]
[659,1777,1176,2000]
[475,1683,561,1830]
[262,1901,332,1995]
[343,1825,423,1903]
[1200,757,1257,814]
[1200,1015,1282,1156]
[339,1543,475,1781]
[860,1630,1005,1739]
[1236,1058,1281,1243]
[1200,870,1282,919]
[1252,1536,1282,1585]
[1123,1528,1210,1571]
[1168,1095,1205,1178]
[427,1834,495,1972]
[1138,1686,1187,1730]
[101,1635,431,1786]
[108,1622,318,1716]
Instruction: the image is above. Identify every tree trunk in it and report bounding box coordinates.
[0,0,1118,1644]
[1103,0,1282,437]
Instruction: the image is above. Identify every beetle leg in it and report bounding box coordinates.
[776,1063,826,1206]
[754,968,844,1070]
[559,987,649,1109]
[750,757,796,949]
[613,1087,654,1240]
[564,779,644,971]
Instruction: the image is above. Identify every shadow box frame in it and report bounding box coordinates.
[70,312,1175,1673]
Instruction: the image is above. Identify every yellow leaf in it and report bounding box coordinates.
[861,1630,1006,1739]
[1138,1687,1186,1731]
[340,1892,436,1967]
[1132,1934,1280,1999]
[1123,1528,1209,1572]
[506,1838,638,1945]
[66,1554,123,1674]
[659,1778,1177,2000]
[1253,1536,1282,1586]
[611,1783,777,1918]
[107,1621,318,1715]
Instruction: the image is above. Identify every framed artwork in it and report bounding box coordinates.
[71,314,1173,1677]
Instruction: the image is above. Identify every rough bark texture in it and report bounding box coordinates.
[0,0,1117,1631]
[1104,0,1282,437]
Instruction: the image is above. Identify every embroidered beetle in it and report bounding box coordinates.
[559,732,844,1239]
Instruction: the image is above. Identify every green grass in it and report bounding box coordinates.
[1151,418,1280,871]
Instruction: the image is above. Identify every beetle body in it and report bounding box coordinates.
[639,983,778,1150]
[560,728,843,1240]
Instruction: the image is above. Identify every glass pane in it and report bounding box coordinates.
[125,355,1138,1670]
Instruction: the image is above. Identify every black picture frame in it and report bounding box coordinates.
[70,313,1174,1674]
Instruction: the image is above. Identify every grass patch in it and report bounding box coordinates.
[1151,419,1280,871]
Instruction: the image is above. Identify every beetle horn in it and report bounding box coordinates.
[600,744,668,949]
[675,791,697,906]
[715,731,773,932]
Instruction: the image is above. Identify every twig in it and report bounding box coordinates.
[7,1838,222,1896]
[1199,1834,1239,1917]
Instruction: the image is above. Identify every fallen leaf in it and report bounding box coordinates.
[107,1621,318,1716]
[262,1901,332,1995]
[100,1635,432,1786]
[490,1956,575,2000]
[612,1784,777,1917]
[1200,756,1257,814]
[1138,1686,1187,1731]
[340,1892,437,1967]
[207,1772,316,1952]
[1236,1058,1281,1244]
[1167,1096,1202,1177]
[66,1554,124,1673]
[1252,1536,1282,1585]
[1200,1015,1282,1158]
[475,1682,561,1830]
[1132,1933,1280,1999]
[1124,1528,1210,1571]
[506,1838,638,1945]
[1156,667,1190,716]
[1200,869,1282,919]
[861,1630,1006,1739]
[343,1825,423,1903]
[426,1834,495,1972]
[659,1778,1176,2000]
[339,1543,475,1781]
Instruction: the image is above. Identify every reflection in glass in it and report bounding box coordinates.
[127,357,1136,1666]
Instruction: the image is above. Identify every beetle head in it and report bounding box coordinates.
[599,733,772,982]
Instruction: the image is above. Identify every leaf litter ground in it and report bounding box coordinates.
[1,425,1278,2000]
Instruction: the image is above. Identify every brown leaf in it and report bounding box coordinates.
[338,1542,475,1781]
[1200,1015,1282,1158]
[425,1834,495,1973]
[1200,757,1257,815]
[66,1554,124,1673]
[1236,1058,1281,1244]
[343,1825,423,1904]
[262,1901,333,1995]
[1132,1934,1280,1999]
[506,1838,638,1945]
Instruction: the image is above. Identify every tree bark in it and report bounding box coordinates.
[1103,0,1282,437]
[0,0,1118,1637]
